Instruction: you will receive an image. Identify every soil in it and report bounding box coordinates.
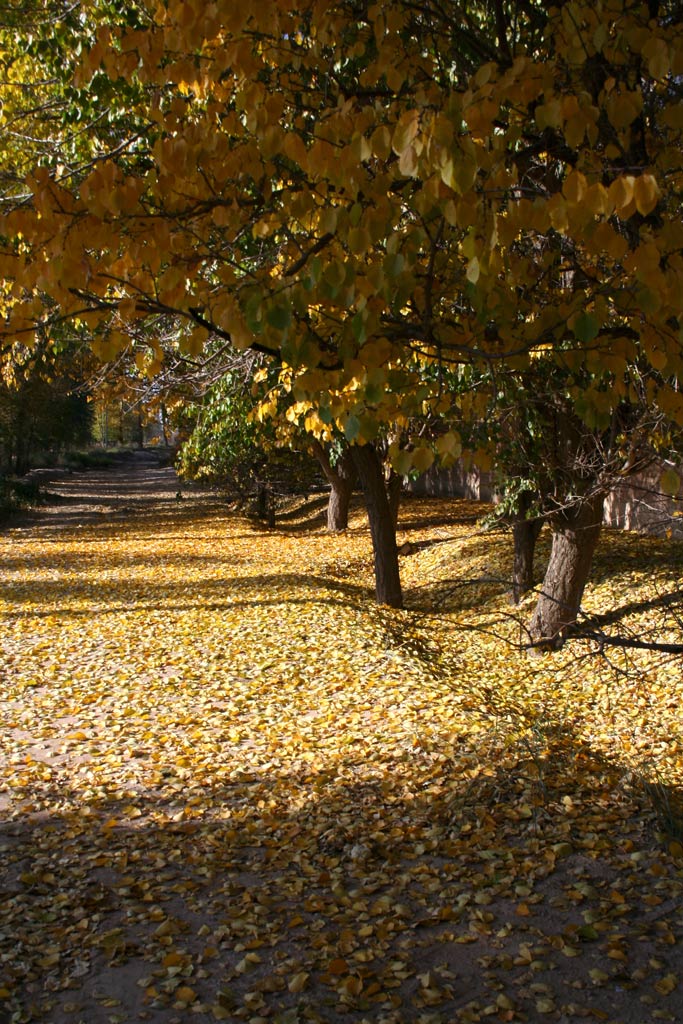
[12,451,222,529]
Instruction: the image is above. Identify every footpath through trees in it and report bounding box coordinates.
[1,465,683,1022]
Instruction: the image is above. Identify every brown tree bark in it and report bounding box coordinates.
[511,515,543,604]
[351,443,403,608]
[509,483,543,604]
[310,440,356,532]
[528,491,605,649]
[386,468,402,530]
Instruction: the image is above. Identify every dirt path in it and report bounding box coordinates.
[8,451,221,533]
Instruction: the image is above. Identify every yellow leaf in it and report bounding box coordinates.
[392,111,419,155]
[563,170,587,205]
[371,124,392,160]
[435,431,462,460]
[175,986,197,1004]
[443,199,458,226]
[649,349,667,371]
[411,446,434,473]
[608,175,636,217]
[182,327,207,357]
[583,183,609,216]
[643,37,670,79]
[660,468,680,497]
[535,99,562,130]
[327,957,349,975]
[633,174,661,216]
[211,1006,232,1021]
[607,92,641,129]
[348,226,372,254]
[440,158,455,190]
[454,155,477,194]
[466,256,480,284]
[592,221,628,260]
[162,952,184,967]
[342,975,363,996]
[398,145,418,177]
[547,195,568,233]
[655,973,678,995]
[283,133,308,167]
[288,972,309,993]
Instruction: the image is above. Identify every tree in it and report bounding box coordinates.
[175,367,319,508]
[309,439,357,532]
[1,1,682,624]
[0,335,93,473]
[175,364,273,499]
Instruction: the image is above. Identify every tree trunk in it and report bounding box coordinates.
[511,516,543,604]
[12,419,31,476]
[310,441,356,532]
[351,444,403,608]
[327,471,354,531]
[386,469,402,530]
[528,492,604,649]
[160,404,170,447]
[256,483,275,526]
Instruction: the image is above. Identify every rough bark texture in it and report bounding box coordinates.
[387,470,402,530]
[529,492,605,649]
[351,444,403,608]
[310,441,356,532]
[511,516,543,604]
[326,474,354,532]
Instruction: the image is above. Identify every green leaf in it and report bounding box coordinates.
[384,253,404,278]
[352,312,367,345]
[266,305,292,331]
[572,313,600,345]
[303,256,323,291]
[391,448,413,475]
[344,414,360,442]
[660,467,680,497]
[349,203,363,227]
[244,293,263,333]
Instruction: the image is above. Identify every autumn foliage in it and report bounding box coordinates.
[1,1,683,636]
[1,2,682,424]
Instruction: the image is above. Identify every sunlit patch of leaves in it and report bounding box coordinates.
[1,494,683,1023]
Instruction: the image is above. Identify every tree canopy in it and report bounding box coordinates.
[2,3,681,439]
[1,0,683,627]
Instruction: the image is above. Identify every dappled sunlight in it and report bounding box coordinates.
[1,484,683,1023]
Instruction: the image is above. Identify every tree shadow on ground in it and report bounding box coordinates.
[270,494,331,525]
[404,576,513,616]
[2,716,681,1024]
[397,538,452,557]
[581,586,683,633]
[397,497,492,531]
[0,571,372,622]
[590,529,683,584]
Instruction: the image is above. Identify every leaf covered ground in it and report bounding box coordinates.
[1,459,683,1024]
